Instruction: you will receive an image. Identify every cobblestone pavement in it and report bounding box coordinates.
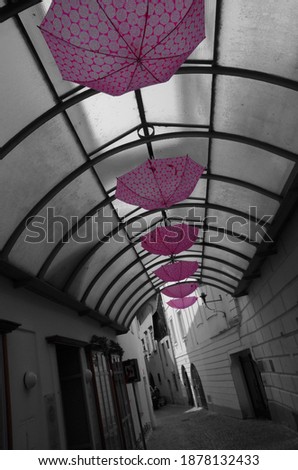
[147,405,298,450]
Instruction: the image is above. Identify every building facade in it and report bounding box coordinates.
[163,207,298,431]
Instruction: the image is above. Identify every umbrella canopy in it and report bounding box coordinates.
[39,0,205,96]
[141,223,199,255]
[161,281,198,298]
[167,296,198,309]
[115,156,205,210]
[154,260,198,282]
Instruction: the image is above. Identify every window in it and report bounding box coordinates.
[177,311,187,338]
[158,373,162,384]
[172,372,179,392]
[169,318,178,344]
[161,342,168,366]
[144,331,151,354]
[141,339,146,353]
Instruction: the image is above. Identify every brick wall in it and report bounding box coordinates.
[236,206,298,430]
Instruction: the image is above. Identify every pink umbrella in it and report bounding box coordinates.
[154,260,198,281]
[161,281,198,298]
[39,0,205,96]
[141,223,199,255]
[167,296,198,309]
[116,156,205,210]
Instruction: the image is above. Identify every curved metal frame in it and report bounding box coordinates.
[1,65,298,160]
[60,202,257,293]
[93,251,245,311]
[1,12,298,331]
[82,216,254,305]
[2,128,291,260]
[104,256,239,321]
[35,172,279,281]
[123,275,235,329]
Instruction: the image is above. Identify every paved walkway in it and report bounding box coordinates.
[147,405,298,450]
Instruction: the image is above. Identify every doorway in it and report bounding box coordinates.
[181,366,194,406]
[190,364,208,409]
[56,344,93,449]
[231,350,270,419]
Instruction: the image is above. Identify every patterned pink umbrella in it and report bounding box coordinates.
[39,0,205,96]
[154,260,198,281]
[161,281,198,298]
[141,223,199,255]
[116,156,205,210]
[167,296,198,309]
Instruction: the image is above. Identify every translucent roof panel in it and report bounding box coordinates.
[86,248,139,310]
[167,205,205,222]
[9,171,106,275]
[201,269,238,289]
[218,0,298,81]
[66,92,140,154]
[44,214,109,289]
[111,200,150,222]
[19,0,78,96]
[141,74,212,125]
[204,246,250,273]
[203,259,243,282]
[67,228,130,300]
[93,145,149,192]
[187,0,216,61]
[208,181,280,220]
[101,270,149,318]
[151,137,208,167]
[125,211,164,239]
[0,19,55,146]
[0,115,88,249]
[214,76,298,154]
[210,140,294,195]
[118,287,155,327]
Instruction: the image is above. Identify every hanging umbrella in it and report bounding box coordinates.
[167,296,198,309]
[116,156,205,210]
[39,0,205,96]
[154,260,198,282]
[161,281,198,298]
[141,223,199,255]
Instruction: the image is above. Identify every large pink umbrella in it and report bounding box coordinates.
[154,260,198,281]
[116,156,205,210]
[141,223,198,255]
[167,296,198,309]
[39,0,205,96]
[161,281,198,298]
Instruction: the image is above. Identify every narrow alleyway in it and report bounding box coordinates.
[147,405,298,450]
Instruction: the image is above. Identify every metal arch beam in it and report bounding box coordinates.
[2,129,294,258]
[203,174,282,202]
[37,172,277,279]
[104,255,240,321]
[1,63,298,160]
[177,65,298,92]
[61,203,256,293]
[94,251,245,312]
